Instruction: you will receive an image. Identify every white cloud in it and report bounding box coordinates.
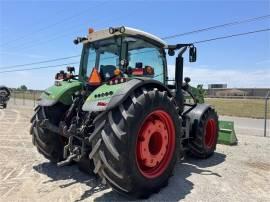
[168,65,270,88]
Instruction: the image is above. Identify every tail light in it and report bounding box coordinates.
[88,28,94,34]
[132,68,144,76]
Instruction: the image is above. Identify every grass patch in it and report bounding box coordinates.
[205,98,269,119]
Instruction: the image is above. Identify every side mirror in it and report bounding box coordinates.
[189,46,197,62]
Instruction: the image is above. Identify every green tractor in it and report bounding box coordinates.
[30,26,219,198]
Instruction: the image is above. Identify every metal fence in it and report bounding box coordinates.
[207,88,270,98]
[264,91,270,137]
[11,90,42,107]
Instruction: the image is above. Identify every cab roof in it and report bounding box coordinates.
[86,26,167,48]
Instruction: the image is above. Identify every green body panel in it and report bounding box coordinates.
[218,120,238,145]
[86,83,125,103]
[82,82,127,111]
[39,80,83,106]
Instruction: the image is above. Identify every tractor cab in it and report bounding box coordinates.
[78,27,168,85]
[75,26,197,112]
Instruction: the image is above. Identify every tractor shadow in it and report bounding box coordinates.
[33,162,109,201]
[33,152,226,201]
[93,152,226,202]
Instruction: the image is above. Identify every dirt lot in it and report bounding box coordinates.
[0,103,269,202]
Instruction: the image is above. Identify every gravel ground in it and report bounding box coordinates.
[0,103,269,202]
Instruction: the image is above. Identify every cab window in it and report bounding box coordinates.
[126,38,165,83]
[81,37,121,81]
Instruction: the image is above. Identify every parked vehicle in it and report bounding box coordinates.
[0,86,10,109]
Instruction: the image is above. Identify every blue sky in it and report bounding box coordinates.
[0,0,269,89]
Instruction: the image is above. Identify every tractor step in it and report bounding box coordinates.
[218,120,238,145]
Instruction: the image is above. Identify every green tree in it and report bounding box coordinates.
[19,85,28,91]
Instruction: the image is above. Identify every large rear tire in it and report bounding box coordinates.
[89,88,182,198]
[188,107,218,158]
[30,103,68,163]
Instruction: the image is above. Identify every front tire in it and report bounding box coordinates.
[188,107,218,158]
[90,88,182,198]
[30,103,68,163]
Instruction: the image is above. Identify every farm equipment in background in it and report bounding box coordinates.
[186,85,237,145]
[30,26,220,198]
[218,120,237,145]
[0,86,10,109]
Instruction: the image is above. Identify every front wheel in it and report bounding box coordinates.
[89,88,182,198]
[188,107,218,158]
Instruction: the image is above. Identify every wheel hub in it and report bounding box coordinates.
[205,119,217,148]
[136,110,175,179]
[137,120,168,167]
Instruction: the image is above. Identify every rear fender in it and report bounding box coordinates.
[38,80,83,106]
[82,78,172,112]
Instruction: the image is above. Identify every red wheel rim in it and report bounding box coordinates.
[136,110,175,179]
[204,119,217,148]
